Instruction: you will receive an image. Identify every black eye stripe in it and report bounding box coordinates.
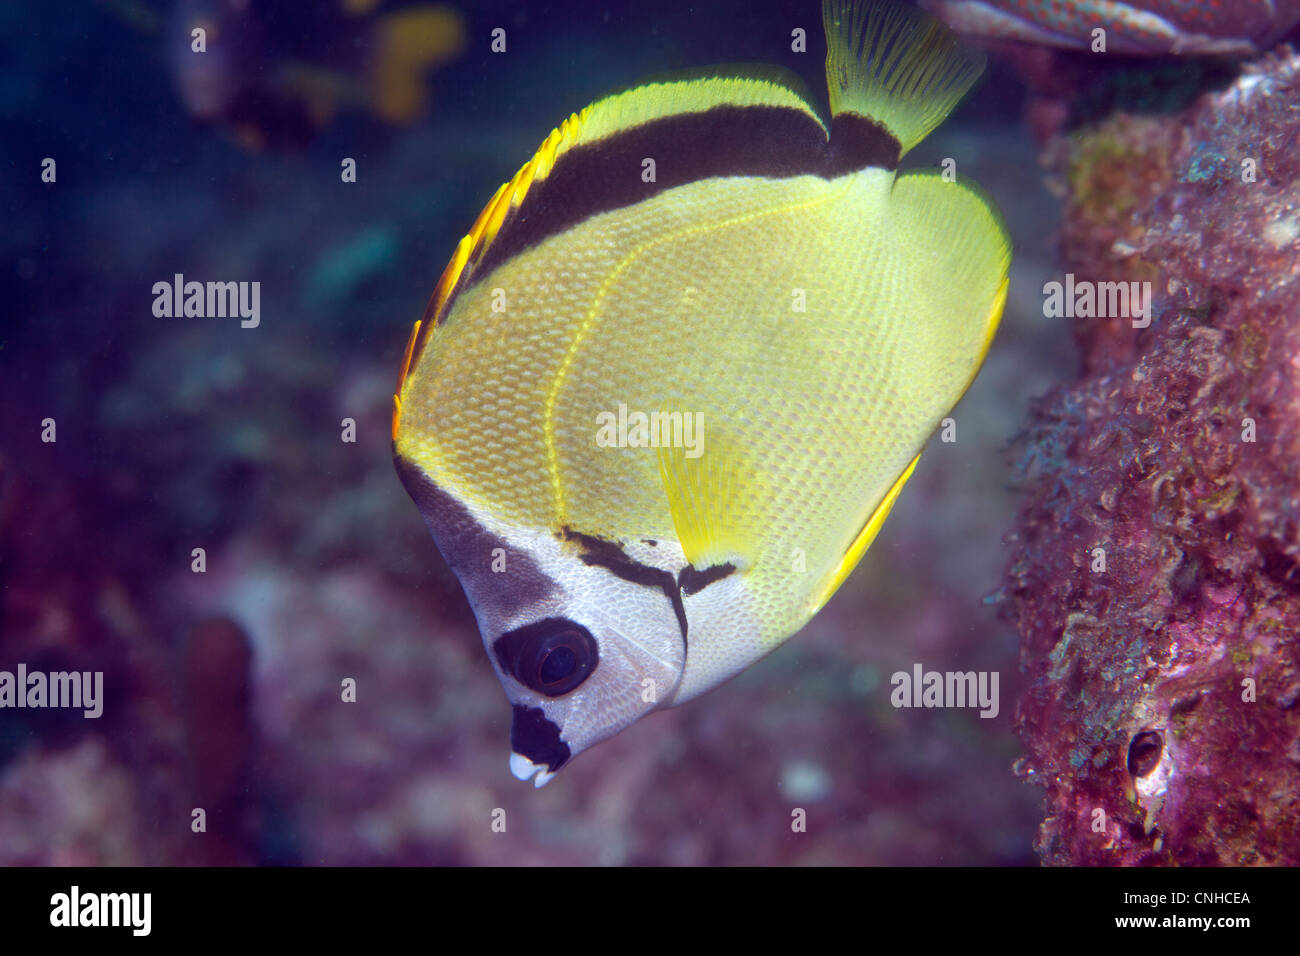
[493,618,599,697]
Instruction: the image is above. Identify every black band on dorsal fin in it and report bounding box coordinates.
[828,113,901,176]
[472,103,899,282]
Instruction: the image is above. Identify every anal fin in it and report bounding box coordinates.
[810,453,920,614]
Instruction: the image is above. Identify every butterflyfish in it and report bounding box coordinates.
[393,0,1011,786]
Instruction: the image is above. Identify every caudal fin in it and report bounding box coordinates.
[823,0,985,157]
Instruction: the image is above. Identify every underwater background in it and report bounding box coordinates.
[2,0,1296,865]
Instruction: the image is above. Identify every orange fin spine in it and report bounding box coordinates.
[391,317,423,441]
[405,108,591,372]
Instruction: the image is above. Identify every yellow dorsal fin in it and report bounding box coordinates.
[415,67,820,336]
[391,317,422,441]
[399,65,829,429]
[571,65,822,146]
[402,116,576,364]
[823,0,985,156]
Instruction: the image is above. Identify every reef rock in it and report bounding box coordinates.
[1010,49,1300,865]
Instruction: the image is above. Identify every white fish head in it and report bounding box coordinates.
[396,459,687,785]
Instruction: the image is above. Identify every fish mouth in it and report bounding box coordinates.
[509,752,557,788]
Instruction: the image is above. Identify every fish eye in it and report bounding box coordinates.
[493,618,599,697]
[540,644,577,684]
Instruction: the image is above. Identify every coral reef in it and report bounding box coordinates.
[0,452,188,864]
[924,0,1300,57]
[1010,48,1300,865]
[0,451,264,865]
[184,618,258,865]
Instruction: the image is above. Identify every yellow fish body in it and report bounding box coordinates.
[393,0,1011,785]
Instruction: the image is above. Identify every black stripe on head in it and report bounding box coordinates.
[394,456,555,612]
[511,704,570,772]
[561,528,689,646]
[468,104,900,285]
